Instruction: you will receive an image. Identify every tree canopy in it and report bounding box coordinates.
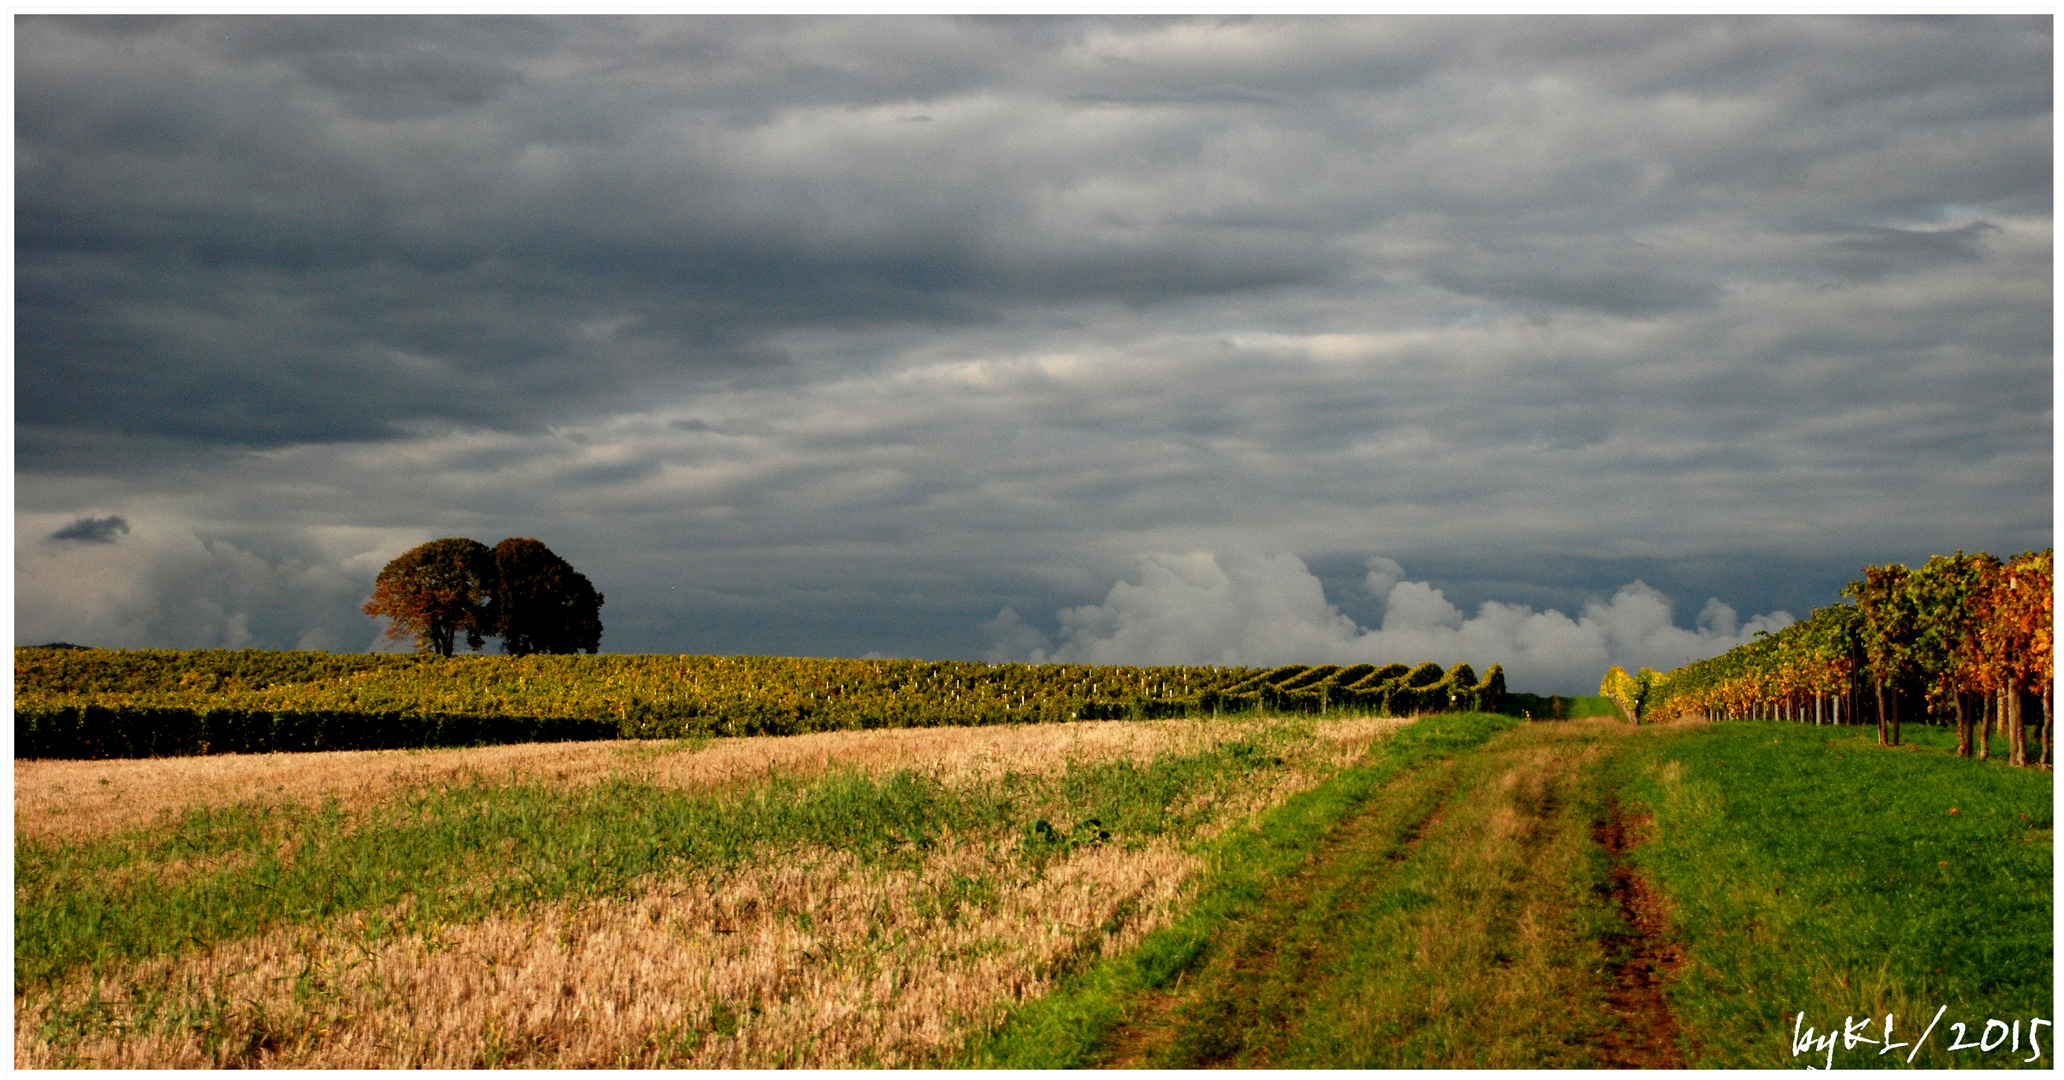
[363,537,604,656]
[361,538,497,657]
[491,537,605,656]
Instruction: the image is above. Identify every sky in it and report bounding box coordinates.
[14,15,2053,694]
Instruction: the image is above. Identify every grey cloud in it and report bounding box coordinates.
[1423,247,1719,316]
[17,516,402,651]
[21,15,2044,454]
[14,16,2050,676]
[1817,221,2000,281]
[49,515,130,544]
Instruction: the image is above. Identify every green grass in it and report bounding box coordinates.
[1618,720,2052,1068]
[1503,693,1620,720]
[960,716,2053,1069]
[1554,694,1617,719]
[17,729,1308,995]
[1256,720,1629,1068]
[958,712,1520,1067]
[1840,717,2052,766]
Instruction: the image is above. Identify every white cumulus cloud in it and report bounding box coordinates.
[1024,551,1792,693]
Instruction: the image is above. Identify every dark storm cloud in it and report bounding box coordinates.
[19,14,2035,453]
[16,14,1363,453]
[16,16,2051,689]
[49,515,130,544]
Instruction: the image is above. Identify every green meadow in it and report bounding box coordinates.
[967,716,2053,1069]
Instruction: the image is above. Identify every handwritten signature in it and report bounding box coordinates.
[1792,1007,2050,1068]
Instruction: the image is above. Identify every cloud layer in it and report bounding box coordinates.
[15,17,2051,689]
[987,551,1791,693]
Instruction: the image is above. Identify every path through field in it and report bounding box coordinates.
[1081,718,1658,1068]
[987,714,2052,1070]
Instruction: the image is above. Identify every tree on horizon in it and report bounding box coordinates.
[361,538,497,657]
[490,537,605,656]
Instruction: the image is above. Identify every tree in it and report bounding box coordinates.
[362,538,497,657]
[1600,665,1659,723]
[1971,550,2053,767]
[1909,552,1995,757]
[1844,563,1920,746]
[490,537,605,656]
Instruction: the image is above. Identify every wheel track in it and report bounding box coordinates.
[1592,801,1688,1069]
[1100,766,1458,1069]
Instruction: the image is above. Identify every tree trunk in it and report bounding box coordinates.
[1955,693,1971,758]
[1980,692,1993,760]
[2043,687,2052,767]
[1875,679,1888,746]
[2009,689,2027,767]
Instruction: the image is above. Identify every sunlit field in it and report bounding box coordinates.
[17,716,1403,1067]
[17,712,2049,1068]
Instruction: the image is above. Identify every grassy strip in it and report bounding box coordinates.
[957,712,1517,1068]
[17,729,1305,993]
[1205,720,1630,1068]
[1617,720,2052,1068]
[966,716,2053,1069]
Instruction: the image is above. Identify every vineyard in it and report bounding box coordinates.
[1628,548,2053,766]
[14,649,1507,759]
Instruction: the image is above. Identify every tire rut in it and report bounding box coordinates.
[1100,771,1456,1069]
[1592,800,1688,1069]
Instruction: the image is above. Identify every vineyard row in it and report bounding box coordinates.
[1618,549,2052,767]
[14,648,1508,759]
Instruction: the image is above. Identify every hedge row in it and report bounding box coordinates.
[15,704,616,760]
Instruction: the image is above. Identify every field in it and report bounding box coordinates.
[13,648,1506,757]
[16,711,2052,1068]
[16,714,1404,1066]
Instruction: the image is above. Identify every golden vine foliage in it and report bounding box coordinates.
[1644,548,2052,732]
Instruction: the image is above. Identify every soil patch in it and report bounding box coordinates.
[1592,802,1688,1069]
[1099,990,1181,1068]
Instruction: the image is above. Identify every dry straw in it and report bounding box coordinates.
[19,837,1201,1068]
[16,716,1410,1067]
[18,717,1403,845]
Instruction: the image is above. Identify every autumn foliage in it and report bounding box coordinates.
[1598,665,1659,723]
[1643,549,2054,766]
[361,538,497,657]
[363,537,604,657]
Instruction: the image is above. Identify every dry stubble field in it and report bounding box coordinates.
[16,715,1404,1067]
